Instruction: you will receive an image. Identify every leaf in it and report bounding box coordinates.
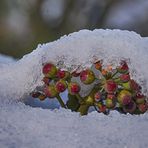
[66,94,80,111]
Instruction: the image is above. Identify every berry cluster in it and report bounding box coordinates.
[31,60,148,115]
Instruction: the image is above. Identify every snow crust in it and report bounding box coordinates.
[0,29,148,148]
[0,29,148,102]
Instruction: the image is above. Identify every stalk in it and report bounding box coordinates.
[56,95,67,108]
[76,94,84,104]
[112,70,118,78]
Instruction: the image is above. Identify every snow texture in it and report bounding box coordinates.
[0,29,148,148]
[0,102,148,148]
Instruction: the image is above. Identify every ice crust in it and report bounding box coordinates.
[0,29,148,102]
[0,29,148,148]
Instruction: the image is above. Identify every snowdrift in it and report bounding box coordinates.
[0,29,148,102]
[0,29,148,148]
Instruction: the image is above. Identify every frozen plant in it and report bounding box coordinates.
[31,60,148,115]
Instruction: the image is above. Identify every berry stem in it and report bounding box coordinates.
[93,105,100,113]
[89,84,101,97]
[114,78,121,84]
[112,70,118,78]
[100,87,104,92]
[56,95,67,108]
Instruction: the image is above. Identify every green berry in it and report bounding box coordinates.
[106,99,115,109]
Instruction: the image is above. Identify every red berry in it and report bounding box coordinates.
[38,94,46,101]
[105,80,117,93]
[130,80,140,92]
[122,96,132,105]
[94,92,101,102]
[135,93,145,104]
[97,103,107,113]
[117,61,129,73]
[123,101,136,113]
[80,69,95,84]
[68,82,80,95]
[42,77,51,85]
[57,69,70,80]
[71,71,80,77]
[44,85,58,98]
[117,90,132,105]
[42,63,57,78]
[101,69,108,76]
[31,92,41,98]
[55,80,67,93]
[107,94,115,100]
[94,61,102,70]
[138,103,148,113]
[57,69,65,79]
[120,74,130,82]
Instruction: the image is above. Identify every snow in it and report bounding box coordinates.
[0,102,148,148]
[0,29,148,102]
[0,29,148,148]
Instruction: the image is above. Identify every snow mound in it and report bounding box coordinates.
[0,103,148,148]
[0,29,148,103]
[0,29,148,148]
